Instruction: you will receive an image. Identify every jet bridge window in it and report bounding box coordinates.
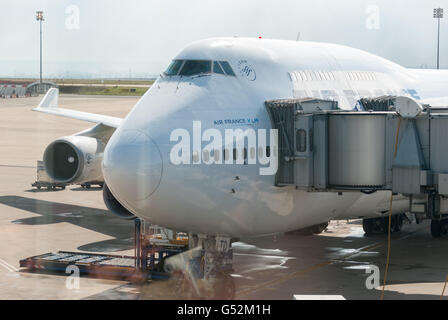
[296,129,307,152]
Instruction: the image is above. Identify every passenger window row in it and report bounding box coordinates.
[345,71,376,81]
[192,147,271,163]
[290,71,336,82]
[164,60,236,77]
[289,70,377,82]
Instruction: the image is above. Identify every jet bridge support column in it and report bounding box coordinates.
[135,218,142,271]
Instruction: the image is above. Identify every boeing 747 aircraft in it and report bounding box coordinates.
[33,37,448,297]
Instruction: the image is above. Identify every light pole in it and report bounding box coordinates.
[434,8,444,69]
[36,11,44,85]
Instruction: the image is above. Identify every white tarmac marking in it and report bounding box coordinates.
[0,258,18,273]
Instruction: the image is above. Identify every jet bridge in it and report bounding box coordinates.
[266,96,448,231]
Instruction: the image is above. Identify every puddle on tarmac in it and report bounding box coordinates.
[343,264,372,271]
[326,247,380,260]
[232,242,288,256]
[342,227,365,238]
[233,242,295,275]
[55,212,83,218]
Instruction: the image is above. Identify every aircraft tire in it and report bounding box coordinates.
[362,218,375,235]
[431,220,443,238]
[381,216,398,234]
[393,214,403,232]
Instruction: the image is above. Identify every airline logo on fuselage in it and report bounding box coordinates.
[237,60,257,81]
[213,118,259,126]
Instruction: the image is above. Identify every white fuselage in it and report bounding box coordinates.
[102,38,448,237]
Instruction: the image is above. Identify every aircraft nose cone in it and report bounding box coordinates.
[103,130,163,203]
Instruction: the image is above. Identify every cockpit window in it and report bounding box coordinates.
[213,61,225,75]
[164,60,183,76]
[179,60,211,76]
[164,59,236,77]
[219,61,236,76]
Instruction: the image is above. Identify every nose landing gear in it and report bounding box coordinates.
[170,235,236,300]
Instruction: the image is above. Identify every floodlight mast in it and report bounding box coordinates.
[434,8,444,70]
[36,11,44,85]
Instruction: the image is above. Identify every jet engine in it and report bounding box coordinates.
[43,136,104,184]
[102,183,136,219]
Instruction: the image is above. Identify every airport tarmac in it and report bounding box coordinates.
[0,95,447,300]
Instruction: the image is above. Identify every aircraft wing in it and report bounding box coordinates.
[32,88,123,128]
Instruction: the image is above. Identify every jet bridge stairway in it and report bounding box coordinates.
[266,96,448,237]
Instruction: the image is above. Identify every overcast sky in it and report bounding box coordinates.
[0,0,446,78]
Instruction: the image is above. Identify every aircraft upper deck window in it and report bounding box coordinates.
[179,60,212,76]
[164,60,184,76]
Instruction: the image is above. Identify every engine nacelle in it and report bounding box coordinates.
[103,183,136,219]
[43,136,104,184]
